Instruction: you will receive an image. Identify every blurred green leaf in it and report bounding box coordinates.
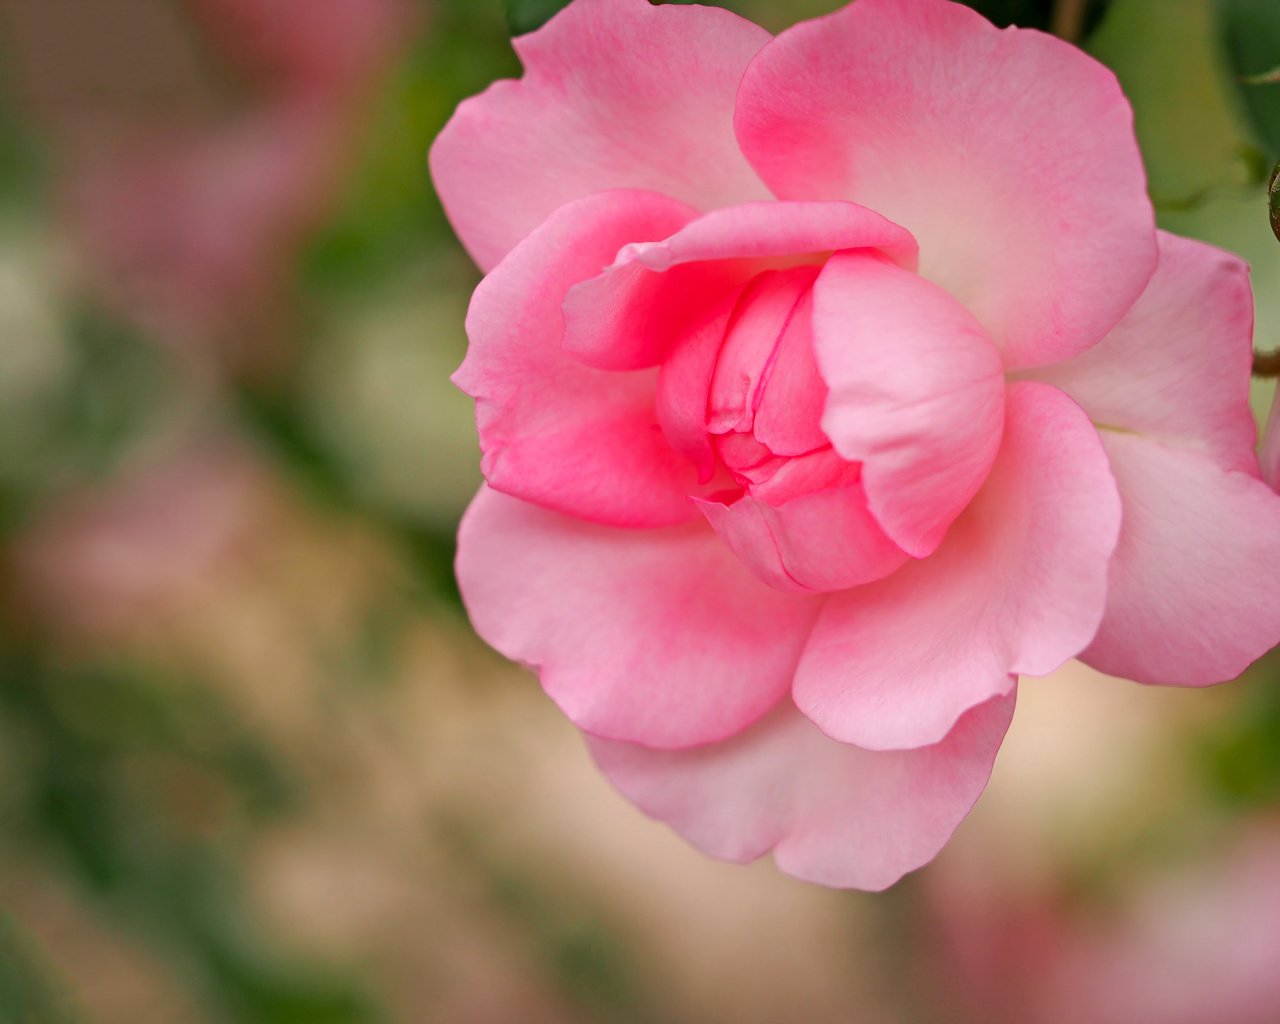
[1089,0,1260,205]
[304,2,516,293]
[0,646,388,1024]
[0,913,87,1024]
[503,0,571,35]
[1197,665,1280,807]
[1220,0,1280,158]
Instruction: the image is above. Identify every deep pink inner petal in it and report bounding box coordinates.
[563,200,917,371]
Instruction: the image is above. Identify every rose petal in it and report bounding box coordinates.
[457,486,822,749]
[794,382,1120,750]
[735,0,1156,367]
[752,287,829,456]
[455,189,703,528]
[697,476,910,593]
[812,249,1005,558]
[707,266,818,435]
[588,692,1016,891]
[429,0,771,271]
[564,200,917,371]
[1081,433,1280,685]
[1031,231,1258,475]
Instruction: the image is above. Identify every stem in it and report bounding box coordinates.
[1051,0,1087,42]
[1254,350,1280,377]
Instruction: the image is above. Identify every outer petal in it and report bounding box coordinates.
[588,692,1015,891]
[1032,231,1258,475]
[564,200,917,371]
[735,0,1156,367]
[429,0,771,271]
[457,487,822,749]
[455,189,703,528]
[1081,433,1280,685]
[794,382,1120,751]
[812,250,1005,558]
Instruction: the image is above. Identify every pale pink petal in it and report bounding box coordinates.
[735,0,1156,367]
[812,250,1005,558]
[1032,231,1258,474]
[456,487,823,749]
[588,692,1015,890]
[1082,433,1280,685]
[455,189,703,528]
[794,382,1120,750]
[429,0,771,271]
[697,477,909,593]
[563,200,917,371]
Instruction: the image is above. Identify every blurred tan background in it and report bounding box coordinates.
[1,1,1279,1021]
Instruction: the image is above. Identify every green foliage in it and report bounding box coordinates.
[504,0,573,35]
[1089,0,1262,207]
[1197,666,1280,808]
[0,914,86,1024]
[0,648,383,1023]
[1221,0,1280,158]
[304,0,517,293]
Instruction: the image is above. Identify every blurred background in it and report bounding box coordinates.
[0,0,1278,1021]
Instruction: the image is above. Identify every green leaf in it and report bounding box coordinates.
[503,0,572,35]
[1089,0,1259,205]
[1220,0,1280,158]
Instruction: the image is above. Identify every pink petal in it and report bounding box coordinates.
[812,250,1005,558]
[456,486,823,749]
[707,267,818,435]
[588,692,1016,891]
[697,477,910,593]
[1081,433,1280,685]
[1031,231,1258,475]
[429,0,771,271]
[654,284,748,482]
[794,382,1120,750]
[752,288,829,457]
[735,0,1156,367]
[455,189,704,528]
[563,200,917,371]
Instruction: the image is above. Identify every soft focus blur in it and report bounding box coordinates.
[0,1,1278,1022]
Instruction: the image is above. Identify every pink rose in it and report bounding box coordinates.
[432,0,1280,888]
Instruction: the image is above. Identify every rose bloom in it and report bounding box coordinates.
[431,0,1280,888]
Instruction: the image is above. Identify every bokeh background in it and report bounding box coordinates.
[0,0,1279,1021]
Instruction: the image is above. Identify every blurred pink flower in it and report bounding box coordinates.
[12,443,267,639]
[10,0,409,345]
[929,825,1280,1024]
[433,0,1280,887]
